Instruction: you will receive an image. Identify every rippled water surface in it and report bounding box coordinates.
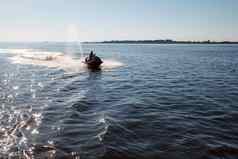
[1,43,238,159]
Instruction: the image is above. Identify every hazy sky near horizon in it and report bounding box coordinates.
[0,0,237,42]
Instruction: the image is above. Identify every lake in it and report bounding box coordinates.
[0,43,238,159]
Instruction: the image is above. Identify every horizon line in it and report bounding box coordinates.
[0,39,238,43]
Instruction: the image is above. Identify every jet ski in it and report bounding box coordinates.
[84,52,103,69]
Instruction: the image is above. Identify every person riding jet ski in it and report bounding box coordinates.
[85,51,103,69]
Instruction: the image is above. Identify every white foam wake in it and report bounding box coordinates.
[1,49,123,72]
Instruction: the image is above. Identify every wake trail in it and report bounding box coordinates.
[0,49,123,72]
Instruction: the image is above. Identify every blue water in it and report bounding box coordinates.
[0,43,238,159]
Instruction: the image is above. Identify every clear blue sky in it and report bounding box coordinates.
[0,0,237,42]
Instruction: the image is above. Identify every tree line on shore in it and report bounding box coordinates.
[84,39,238,44]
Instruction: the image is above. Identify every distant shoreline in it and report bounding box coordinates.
[84,40,238,44]
[0,40,238,44]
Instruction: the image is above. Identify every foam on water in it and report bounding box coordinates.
[1,49,123,72]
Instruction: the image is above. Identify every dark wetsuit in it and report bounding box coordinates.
[89,51,94,61]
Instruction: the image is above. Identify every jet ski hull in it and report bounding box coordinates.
[84,56,103,69]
